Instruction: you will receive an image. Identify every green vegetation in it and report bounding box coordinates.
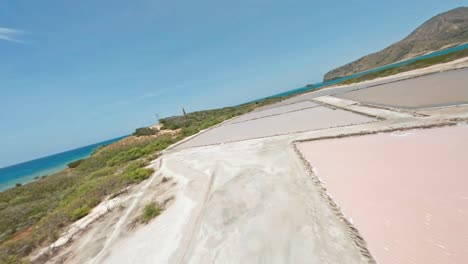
[0,96,284,263]
[159,97,283,137]
[340,48,468,85]
[123,167,154,183]
[133,127,158,137]
[0,135,179,263]
[140,202,161,223]
[69,205,91,221]
[67,159,83,168]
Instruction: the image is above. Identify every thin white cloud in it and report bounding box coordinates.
[0,26,26,43]
[114,89,168,105]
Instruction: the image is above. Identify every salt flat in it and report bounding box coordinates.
[226,100,319,124]
[297,125,468,264]
[257,56,468,111]
[176,105,375,149]
[337,68,468,109]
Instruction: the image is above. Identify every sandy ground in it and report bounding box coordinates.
[337,68,468,109]
[297,125,468,264]
[32,60,468,264]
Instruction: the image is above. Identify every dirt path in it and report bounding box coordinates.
[176,171,215,264]
[89,158,164,264]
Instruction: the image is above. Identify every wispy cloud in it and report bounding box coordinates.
[114,89,168,105]
[0,26,26,43]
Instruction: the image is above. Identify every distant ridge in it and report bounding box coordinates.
[324,7,468,81]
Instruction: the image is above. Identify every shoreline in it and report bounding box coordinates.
[0,164,67,192]
[0,135,127,192]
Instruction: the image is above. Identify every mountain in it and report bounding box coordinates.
[323,7,468,81]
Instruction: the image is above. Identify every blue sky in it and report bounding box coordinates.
[0,0,466,167]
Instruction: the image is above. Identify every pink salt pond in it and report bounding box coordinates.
[297,124,468,264]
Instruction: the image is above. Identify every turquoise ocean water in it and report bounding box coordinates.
[0,136,127,191]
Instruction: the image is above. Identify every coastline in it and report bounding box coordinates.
[0,164,67,192]
[0,135,127,192]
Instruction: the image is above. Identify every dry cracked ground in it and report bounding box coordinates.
[35,58,468,264]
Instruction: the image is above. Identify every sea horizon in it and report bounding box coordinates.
[0,135,127,191]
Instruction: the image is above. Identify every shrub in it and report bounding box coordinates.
[69,205,91,221]
[181,127,199,137]
[122,168,154,183]
[167,123,180,130]
[144,135,176,152]
[140,202,161,223]
[67,159,84,168]
[124,160,148,173]
[88,167,115,179]
[133,127,158,137]
[106,147,148,166]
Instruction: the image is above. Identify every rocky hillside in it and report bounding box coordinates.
[324,7,468,81]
